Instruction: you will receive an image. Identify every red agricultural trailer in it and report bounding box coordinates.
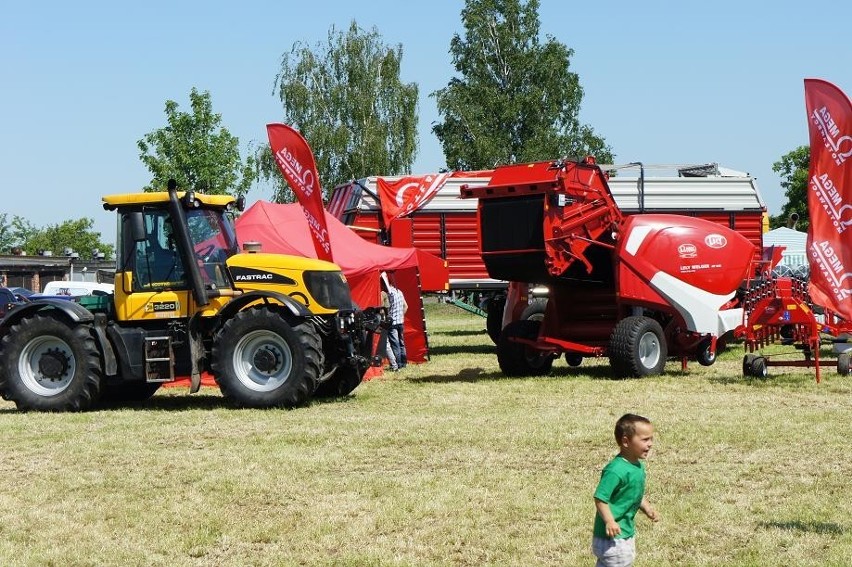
[455,156,756,377]
[329,163,767,328]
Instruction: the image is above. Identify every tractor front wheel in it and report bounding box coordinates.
[609,316,667,378]
[0,314,102,411]
[212,308,323,408]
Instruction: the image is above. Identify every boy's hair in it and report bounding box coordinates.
[614,413,652,443]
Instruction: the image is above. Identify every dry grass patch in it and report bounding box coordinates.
[0,301,850,566]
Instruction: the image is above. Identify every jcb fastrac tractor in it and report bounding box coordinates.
[0,181,384,411]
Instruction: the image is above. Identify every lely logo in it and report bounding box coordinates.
[704,234,727,249]
[678,243,697,258]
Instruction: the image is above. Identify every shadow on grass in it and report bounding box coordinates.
[759,520,844,535]
[99,392,231,412]
[429,343,495,356]
[410,362,621,384]
[431,329,488,338]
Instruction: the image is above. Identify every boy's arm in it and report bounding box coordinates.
[639,497,659,522]
[594,498,621,537]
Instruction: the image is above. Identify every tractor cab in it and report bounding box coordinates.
[104,187,244,322]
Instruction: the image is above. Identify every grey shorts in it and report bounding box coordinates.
[591,536,636,567]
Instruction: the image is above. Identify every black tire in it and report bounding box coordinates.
[211,308,323,408]
[520,298,548,322]
[100,382,161,403]
[313,366,364,399]
[486,295,506,344]
[696,337,717,367]
[0,313,102,411]
[608,316,667,378]
[742,354,757,377]
[565,353,583,367]
[838,353,851,376]
[751,356,768,378]
[497,319,553,377]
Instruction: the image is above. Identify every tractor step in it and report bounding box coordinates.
[144,336,174,383]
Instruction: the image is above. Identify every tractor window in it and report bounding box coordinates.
[131,211,189,291]
[186,209,238,288]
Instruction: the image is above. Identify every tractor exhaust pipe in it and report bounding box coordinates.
[786,212,799,230]
[167,179,209,306]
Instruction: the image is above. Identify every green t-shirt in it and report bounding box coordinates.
[593,455,646,539]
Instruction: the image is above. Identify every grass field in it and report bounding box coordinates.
[1,301,851,566]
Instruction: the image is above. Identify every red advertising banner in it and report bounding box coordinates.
[266,123,333,262]
[804,79,852,318]
[376,173,451,227]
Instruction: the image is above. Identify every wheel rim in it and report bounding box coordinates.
[638,331,661,369]
[18,336,76,396]
[232,330,293,392]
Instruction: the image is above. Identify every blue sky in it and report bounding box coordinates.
[2,0,850,242]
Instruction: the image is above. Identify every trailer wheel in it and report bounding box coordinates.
[742,354,757,377]
[609,316,667,378]
[0,313,102,411]
[485,295,506,344]
[497,319,553,377]
[696,337,716,367]
[838,353,851,376]
[212,308,323,408]
[751,356,768,378]
[521,298,547,322]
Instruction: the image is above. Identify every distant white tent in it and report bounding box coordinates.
[763,227,808,278]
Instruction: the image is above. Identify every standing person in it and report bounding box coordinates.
[592,413,659,567]
[381,272,408,369]
[380,285,398,371]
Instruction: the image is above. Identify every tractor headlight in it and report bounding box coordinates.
[304,270,354,310]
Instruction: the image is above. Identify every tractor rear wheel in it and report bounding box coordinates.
[0,314,102,411]
[497,319,553,377]
[609,316,667,378]
[212,308,323,408]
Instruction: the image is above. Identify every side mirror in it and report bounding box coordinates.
[236,195,246,212]
[129,212,146,242]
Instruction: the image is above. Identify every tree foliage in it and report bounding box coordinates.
[432,0,612,171]
[771,145,810,231]
[138,88,256,196]
[0,216,114,259]
[261,21,419,202]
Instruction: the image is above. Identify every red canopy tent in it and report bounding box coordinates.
[235,200,442,363]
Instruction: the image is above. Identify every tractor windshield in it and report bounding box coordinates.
[187,208,239,288]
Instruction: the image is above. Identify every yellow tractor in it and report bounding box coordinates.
[0,181,384,411]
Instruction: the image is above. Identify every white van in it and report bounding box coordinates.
[41,281,114,297]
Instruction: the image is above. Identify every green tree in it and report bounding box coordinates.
[0,215,42,255]
[23,218,114,260]
[432,0,612,170]
[262,21,418,202]
[771,145,810,231]
[138,88,256,196]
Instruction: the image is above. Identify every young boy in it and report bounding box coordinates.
[592,413,659,567]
